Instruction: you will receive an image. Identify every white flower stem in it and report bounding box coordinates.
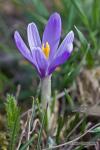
[41,75,51,108]
[41,75,51,129]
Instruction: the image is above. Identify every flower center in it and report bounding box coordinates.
[42,42,50,58]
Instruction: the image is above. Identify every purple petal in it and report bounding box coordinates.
[48,31,74,74]
[27,23,41,50]
[33,48,48,78]
[42,12,61,59]
[14,31,33,62]
[14,31,41,76]
[56,31,74,57]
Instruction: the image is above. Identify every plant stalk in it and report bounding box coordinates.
[41,75,51,129]
[41,75,51,109]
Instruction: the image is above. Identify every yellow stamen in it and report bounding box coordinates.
[42,42,50,58]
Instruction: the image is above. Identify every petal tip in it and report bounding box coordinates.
[66,30,74,43]
[14,31,18,36]
[27,22,36,28]
[14,31,18,42]
[69,30,74,39]
[27,22,36,33]
[27,22,41,48]
[14,31,20,41]
[53,12,60,17]
[51,12,61,21]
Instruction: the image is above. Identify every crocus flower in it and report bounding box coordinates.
[14,12,74,78]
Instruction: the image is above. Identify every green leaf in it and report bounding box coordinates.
[64,89,74,108]
[71,0,89,28]
[92,127,100,133]
[32,0,49,17]
[36,106,47,150]
[19,136,35,150]
[5,94,20,150]
[92,0,100,28]
[56,115,64,143]
[75,26,88,49]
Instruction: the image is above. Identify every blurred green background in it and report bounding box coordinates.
[0,0,100,109]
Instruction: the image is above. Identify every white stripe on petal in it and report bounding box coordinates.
[27,23,41,50]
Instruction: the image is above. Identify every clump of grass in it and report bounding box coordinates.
[5,94,20,150]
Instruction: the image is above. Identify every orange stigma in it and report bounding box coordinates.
[42,42,50,58]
